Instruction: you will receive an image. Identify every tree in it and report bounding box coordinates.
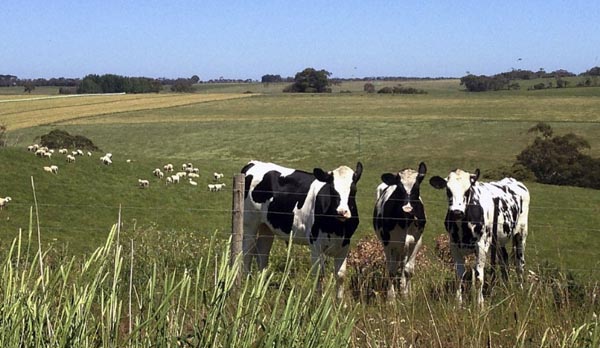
[363,83,375,93]
[284,68,332,93]
[515,122,600,188]
[23,82,35,93]
[190,75,200,84]
[261,74,282,83]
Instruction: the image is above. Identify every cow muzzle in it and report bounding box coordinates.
[336,209,351,221]
[402,204,413,214]
[450,210,465,219]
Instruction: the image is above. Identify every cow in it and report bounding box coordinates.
[373,162,427,300]
[429,169,530,306]
[241,160,363,299]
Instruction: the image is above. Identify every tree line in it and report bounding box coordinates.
[460,66,600,92]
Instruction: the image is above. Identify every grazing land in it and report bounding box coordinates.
[0,80,599,347]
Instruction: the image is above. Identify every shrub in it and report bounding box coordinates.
[377,86,393,94]
[363,83,375,93]
[39,129,100,151]
[514,123,600,189]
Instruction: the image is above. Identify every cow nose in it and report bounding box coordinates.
[402,204,413,213]
[337,209,351,219]
[451,210,464,219]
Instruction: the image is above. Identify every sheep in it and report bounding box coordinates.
[166,176,174,185]
[213,172,224,181]
[67,154,76,163]
[43,166,55,173]
[214,183,226,191]
[192,167,200,174]
[163,164,174,172]
[105,153,113,159]
[0,197,12,210]
[138,179,150,188]
[59,148,68,154]
[50,165,59,174]
[101,156,112,165]
[170,175,180,184]
[43,152,52,159]
[76,149,84,156]
[189,178,198,186]
[208,184,216,191]
[182,163,189,171]
[87,151,92,156]
[126,159,132,163]
[35,149,46,157]
[27,144,39,152]
[176,171,187,178]
[187,173,200,178]
[72,151,79,156]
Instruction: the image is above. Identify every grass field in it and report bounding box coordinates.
[0,81,599,346]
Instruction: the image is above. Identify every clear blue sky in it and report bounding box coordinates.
[2,0,599,80]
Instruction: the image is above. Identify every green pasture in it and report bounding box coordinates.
[1,82,599,275]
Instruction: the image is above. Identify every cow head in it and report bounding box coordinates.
[430,168,480,218]
[381,162,427,216]
[314,162,363,220]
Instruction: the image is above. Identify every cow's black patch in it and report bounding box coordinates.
[250,170,313,234]
[374,184,426,246]
[312,183,359,247]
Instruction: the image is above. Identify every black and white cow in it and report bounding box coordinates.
[241,160,363,298]
[373,162,427,300]
[429,169,530,305]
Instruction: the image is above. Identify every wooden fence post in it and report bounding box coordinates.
[230,173,245,282]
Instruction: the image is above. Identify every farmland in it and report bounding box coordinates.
[0,80,599,347]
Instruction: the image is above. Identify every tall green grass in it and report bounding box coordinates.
[0,214,598,347]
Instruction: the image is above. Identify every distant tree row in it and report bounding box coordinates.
[77,74,162,94]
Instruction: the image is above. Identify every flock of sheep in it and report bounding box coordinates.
[1,144,228,210]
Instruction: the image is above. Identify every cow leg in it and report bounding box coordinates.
[333,251,349,300]
[310,247,326,295]
[498,245,509,281]
[403,236,422,298]
[474,238,491,307]
[450,244,466,305]
[383,246,399,301]
[255,224,275,270]
[242,218,260,273]
[513,233,526,287]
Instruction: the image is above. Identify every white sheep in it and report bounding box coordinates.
[76,149,84,156]
[126,159,132,163]
[35,149,46,157]
[101,156,112,165]
[187,173,200,178]
[43,166,55,173]
[105,153,112,158]
[163,163,174,172]
[87,151,92,156]
[43,152,52,159]
[189,178,198,186]
[59,148,68,154]
[72,151,79,156]
[67,154,76,163]
[0,197,12,210]
[170,175,180,184]
[208,184,216,191]
[214,183,226,191]
[138,179,150,188]
[50,165,59,174]
[176,171,187,178]
[182,163,188,171]
[166,176,173,185]
[213,172,224,181]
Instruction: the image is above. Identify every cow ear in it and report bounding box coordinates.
[381,173,397,186]
[470,169,480,184]
[429,176,447,189]
[417,162,427,182]
[314,168,333,183]
[353,162,363,182]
